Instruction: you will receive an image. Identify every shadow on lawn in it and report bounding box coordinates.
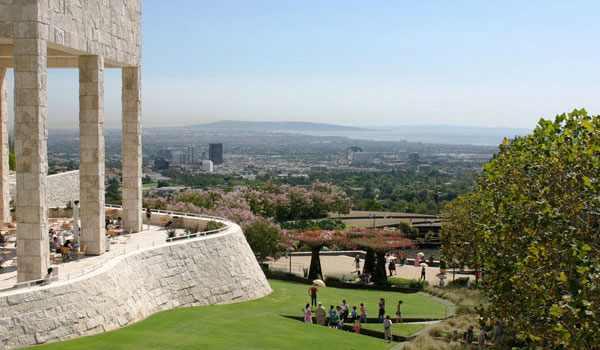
[283,316,430,342]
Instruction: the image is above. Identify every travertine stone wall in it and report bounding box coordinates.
[0,224,271,350]
[13,21,50,282]
[121,67,141,232]
[45,0,142,66]
[1,0,142,282]
[0,0,142,67]
[79,55,105,255]
[12,171,79,209]
[46,170,79,208]
[0,68,9,223]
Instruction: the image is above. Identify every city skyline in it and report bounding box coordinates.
[4,0,600,130]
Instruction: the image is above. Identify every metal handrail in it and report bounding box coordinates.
[1,207,234,293]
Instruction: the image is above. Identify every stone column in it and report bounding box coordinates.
[14,38,49,282]
[79,56,105,255]
[121,67,142,232]
[0,68,10,223]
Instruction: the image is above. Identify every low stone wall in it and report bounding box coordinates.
[0,224,271,349]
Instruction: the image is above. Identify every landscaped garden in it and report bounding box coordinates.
[28,280,447,350]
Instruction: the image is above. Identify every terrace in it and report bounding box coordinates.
[0,207,231,293]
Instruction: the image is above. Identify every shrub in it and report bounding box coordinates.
[439,259,447,269]
[325,276,340,283]
[380,277,427,289]
[447,277,470,288]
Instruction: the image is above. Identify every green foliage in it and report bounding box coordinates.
[156,180,170,188]
[160,164,478,215]
[397,222,419,235]
[206,221,222,231]
[325,275,341,283]
[105,178,122,205]
[439,259,447,270]
[424,230,434,243]
[242,218,286,262]
[384,277,427,289]
[280,218,346,231]
[442,109,600,349]
[447,277,470,288]
[8,152,15,171]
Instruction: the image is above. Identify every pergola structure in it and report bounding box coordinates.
[0,1,142,282]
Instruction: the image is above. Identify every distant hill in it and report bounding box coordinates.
[182,121,372,132]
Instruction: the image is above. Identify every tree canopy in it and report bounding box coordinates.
[441,110,600,349]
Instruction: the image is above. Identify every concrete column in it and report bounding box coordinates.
[79,56,105,255]
[14,38,49,282]
[0,68,10,223]
[121,67,142,232]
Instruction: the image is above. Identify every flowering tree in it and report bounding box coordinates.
[143,189,287,260]
[143,183,352,263]
[352,231,412,283]
[344,228,376,276]
[292,230,347,280]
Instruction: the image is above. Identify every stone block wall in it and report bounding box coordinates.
[0,224,271,349]
[46,170,79,208]
[10,171,80,209]
[45,0,142,66]
[0,0,142,67]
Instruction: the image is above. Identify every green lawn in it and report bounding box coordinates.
[357,323,425,337]
[29,280,445,350]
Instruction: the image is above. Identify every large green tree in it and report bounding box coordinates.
[242,218,286,262]
[442,110,599,349]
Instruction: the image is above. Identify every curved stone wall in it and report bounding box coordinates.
[0,224,271,349]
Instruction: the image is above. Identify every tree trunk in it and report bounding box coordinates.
[373,252,387,283]
[308,245,323,280]
[363,248,375,275]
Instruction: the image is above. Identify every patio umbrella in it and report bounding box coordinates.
[438,274,447,279]
[420,263,428,267]
[313,279,326,287]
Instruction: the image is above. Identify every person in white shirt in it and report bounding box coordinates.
[383,315,393,342]
[341,300,349,321]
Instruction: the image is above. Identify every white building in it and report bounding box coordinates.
[202,160,214,173]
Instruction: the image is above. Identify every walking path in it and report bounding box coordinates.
[270,254,472,285]
[0,225,171,290]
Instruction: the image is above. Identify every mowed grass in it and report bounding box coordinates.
[29,280,446,350]
[357,323,426,337]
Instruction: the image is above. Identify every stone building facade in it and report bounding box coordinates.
[0,224,272,349]
[0,0,143,281]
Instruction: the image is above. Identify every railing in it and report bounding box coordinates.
[165,226,228,242]
[11,238,165,290]
[267,259,306,276]
[105,204,233,224]
[1,207,234,293]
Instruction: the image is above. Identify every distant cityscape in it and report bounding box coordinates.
[43,122,496,216]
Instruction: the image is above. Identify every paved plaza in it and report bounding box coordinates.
[0,224,169,291]
[270,254,470,285]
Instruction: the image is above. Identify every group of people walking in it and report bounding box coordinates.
[304,283,404,342]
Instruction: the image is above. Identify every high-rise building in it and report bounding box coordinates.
[209,143,223,165]
[187,146,195,165]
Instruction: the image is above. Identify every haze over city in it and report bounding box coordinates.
[3,0,600,130]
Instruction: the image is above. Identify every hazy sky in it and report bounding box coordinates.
[6,0,600,129]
